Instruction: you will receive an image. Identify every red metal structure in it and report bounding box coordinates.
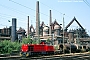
[20,42,54,57]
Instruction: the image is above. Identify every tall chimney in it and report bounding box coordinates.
[36,1,40,37]
[27,16,30,37]
[11,18,17,42]
[49,10,52,35]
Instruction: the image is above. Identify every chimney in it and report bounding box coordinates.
[27,16,30,37]
[36,1,40,37]
[49,10,52,35]
[11,18,17,42]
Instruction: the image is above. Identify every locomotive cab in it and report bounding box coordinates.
[20,44,34,57]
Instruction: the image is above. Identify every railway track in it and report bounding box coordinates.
[0,52,90,60]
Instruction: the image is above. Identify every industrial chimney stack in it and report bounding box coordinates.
[49,10,52,35]
[11,18,17,42]
[36,1,40,37]
[27,16,30,37]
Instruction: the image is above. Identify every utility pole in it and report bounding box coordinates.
[63,14,65,54]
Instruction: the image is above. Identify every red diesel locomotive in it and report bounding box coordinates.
[20,41,79,57]
[20,42,55,57]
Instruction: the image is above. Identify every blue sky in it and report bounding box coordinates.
[0,0,90,35]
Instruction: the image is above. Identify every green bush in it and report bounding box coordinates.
[0,36,41,54]
[0,40,22,54]
[22,38,31,44]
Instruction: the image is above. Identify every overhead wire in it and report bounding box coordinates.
[8,0,36,20]
[0,14,27,29]
[40,2,63,14]
[0,23,23,29]
[8,0,38,25]
[0,3,36,27]
[9,0,61,22]
[0,12,27,24]
[0,14,11,19]
[9,0,48,16]
[0,4,26,16]
[0,1,37,23]
[83,0,90,8]
[0,3,36,18]
[39,1,73,26]
[40,1,72,18]
[9,0,49,23]
[0,14,35,29]
[0,12,26,19]
[0,0,42,29]
[9,0,35,11]
[0,12,27,21]
[8,0,48,26]
[0,24,7,26]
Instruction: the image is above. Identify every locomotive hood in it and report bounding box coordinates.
[21,44,28,52]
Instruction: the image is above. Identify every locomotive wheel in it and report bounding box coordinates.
[20,52,29,57]
[20,52,22,57]
[26,53,29,57]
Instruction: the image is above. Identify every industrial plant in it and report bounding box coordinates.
[0,1,90,53]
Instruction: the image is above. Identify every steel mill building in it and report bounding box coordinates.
[0,1,90,51]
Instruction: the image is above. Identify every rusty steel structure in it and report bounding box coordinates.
[0,27,11,37]
[65,17,84,31]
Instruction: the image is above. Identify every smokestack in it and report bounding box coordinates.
[27,16,30,37]
[36,1,40,37]
[49,10,52,35]
[11,18,17,42]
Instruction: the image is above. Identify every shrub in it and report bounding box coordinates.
[0,40,22,54]
[0,36,41,54]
